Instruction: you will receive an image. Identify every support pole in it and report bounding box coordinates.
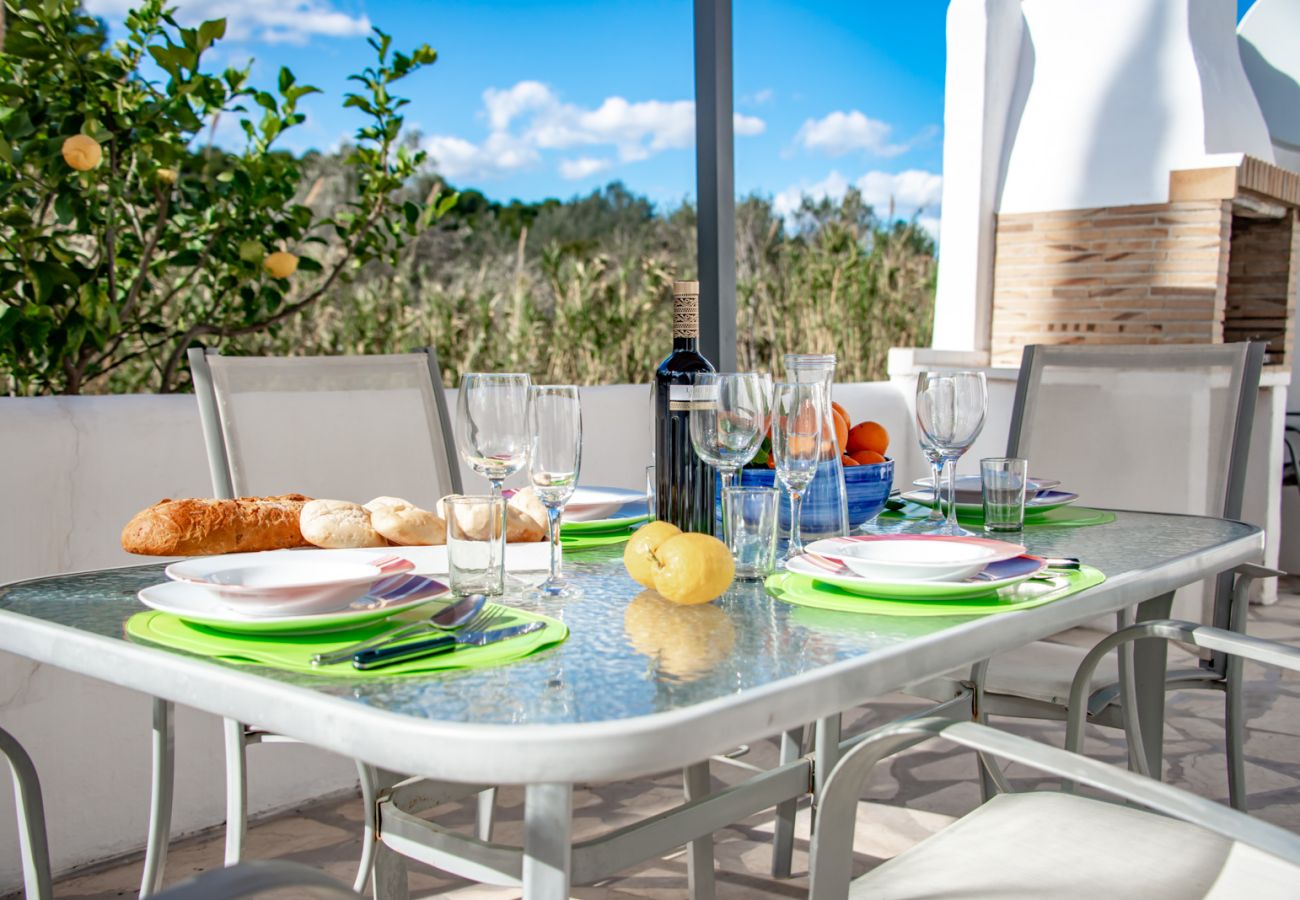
[694,0,737,371]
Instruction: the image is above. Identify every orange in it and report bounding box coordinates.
[831,401,850,425]
[847,420,889,455]
[841,453,860,467]
[830,408,849,454]
[264,251,299,279]
[850,449,887,466]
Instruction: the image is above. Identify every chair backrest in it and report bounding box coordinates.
[188,348,462,509]
[1006,342,1265,639]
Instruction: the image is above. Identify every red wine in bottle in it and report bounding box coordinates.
[654,280,716,534]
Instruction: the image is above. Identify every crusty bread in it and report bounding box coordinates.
[299,499,388,549]
[121,495,313,556]
[364,497,446,546]
[508,487,549,537]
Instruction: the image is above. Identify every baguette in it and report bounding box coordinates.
[121,495,313,556]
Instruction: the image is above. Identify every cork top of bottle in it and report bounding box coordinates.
[672,281,700,338]
[672,280,700,297]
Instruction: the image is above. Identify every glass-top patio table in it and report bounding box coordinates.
[0,510,1264,898]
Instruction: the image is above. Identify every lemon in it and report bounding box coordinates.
[155,167,178,185]
[652,533,734,605]
[624,590,736,681]
[61,134,102,172]
[623,521,682,588]
[264,251,299,279]
[239,241,265,264]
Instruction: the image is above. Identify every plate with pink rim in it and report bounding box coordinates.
[785,551,1048,600]
[805,534,1026,582]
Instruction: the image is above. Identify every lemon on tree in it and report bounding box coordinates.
[264,250,299,279]
[61,135,102,171]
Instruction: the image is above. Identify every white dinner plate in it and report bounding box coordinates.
[806,535,1026,582]
[165,551,415,617]
[138,573,450,635]
[786,553,1048,600]
[912,474,1060,504]
[564,486,648,522]
[902,489,1080,515]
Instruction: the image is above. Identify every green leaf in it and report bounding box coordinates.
[197,19,226,51]
[296,256,322,273]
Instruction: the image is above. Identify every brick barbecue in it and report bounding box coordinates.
[989,156,1300,369]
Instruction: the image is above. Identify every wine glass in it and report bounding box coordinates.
[528,385,582,597]
[689,372,772,494]
[456,373,533,498]
[771,380,824,560]
[915,371,988,537]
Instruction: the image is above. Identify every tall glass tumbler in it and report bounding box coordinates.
[784,354,849,542]
[981,457,1028,533]
[444,495,506,596]
[724,486,779,579]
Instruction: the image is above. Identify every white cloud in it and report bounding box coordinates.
[558,157,614,180]
[424,80,766,182]
[855,169,944,211]
[744,88,774,105]
[85,0,371,45]
[796,110,909,158]
[772,168,943,234]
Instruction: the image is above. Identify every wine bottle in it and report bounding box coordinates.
[654,280,717,534]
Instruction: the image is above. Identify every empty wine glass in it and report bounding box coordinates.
[456,373,532,498]
[689,372,772,493]
[915,371,988,537]
[771,380,823,560]
[528,385,582,597]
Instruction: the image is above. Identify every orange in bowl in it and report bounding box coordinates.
[847,421,889,456]
[850,449,886,466]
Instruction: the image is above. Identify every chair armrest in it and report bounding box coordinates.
[154,861,362,900]
[1065,619,1300,758]
[807,716,1300,900]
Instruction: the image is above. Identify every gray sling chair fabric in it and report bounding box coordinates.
[911,341,1272,810]
[171,347,476,894]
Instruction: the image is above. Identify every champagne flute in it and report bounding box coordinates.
[915,371,988,537]
[456,373,532,590]
[771,380,823,560]
[689,372,772,493]
[528,385,582,597]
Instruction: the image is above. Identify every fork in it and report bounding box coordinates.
[313,605,502,666]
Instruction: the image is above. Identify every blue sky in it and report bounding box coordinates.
[85,0,1260,230]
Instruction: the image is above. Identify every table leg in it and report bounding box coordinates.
[812,715,842,836]
[682,762,716,900]
[139,697,174,897]
[523,782,573,899]
[1131,591,1174,780]
[0,726,52,900]
[371,769,410,900]
[770,725,804,878]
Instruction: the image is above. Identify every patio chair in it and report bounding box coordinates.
[0,725,52,899]
[137,348,480,895]
[805,712,1300,899]
[912,341,1274,810]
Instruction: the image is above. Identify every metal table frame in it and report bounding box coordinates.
[0,513,1263,898]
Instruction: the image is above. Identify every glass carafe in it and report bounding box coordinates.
[781,354,849,543]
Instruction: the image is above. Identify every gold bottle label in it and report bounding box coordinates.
[672,281,700,339]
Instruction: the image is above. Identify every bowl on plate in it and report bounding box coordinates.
[164,552,414,616]
[912,473,1059,505]
[807,535,1026,582]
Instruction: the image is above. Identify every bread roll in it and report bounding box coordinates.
[508,487,549,536]
[364,497,446,546]
[437,495,544,543]
[300,499,388,549]
[121,495,312,556]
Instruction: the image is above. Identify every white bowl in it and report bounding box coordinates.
[165,554,413,616]
[564,486,648,521]
[808,536,1026,582]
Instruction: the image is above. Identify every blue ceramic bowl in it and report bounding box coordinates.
[733,458,893,531]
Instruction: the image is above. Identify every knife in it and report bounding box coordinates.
[352,621,546,670]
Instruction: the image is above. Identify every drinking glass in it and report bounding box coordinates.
[981,457,1028,533]
[915,371,988,537]
[771,380,824,560]
[724,486,779,579]
[527,385,582,596]
[457,373,531,585]
[445,495,505,596]
[689,372,772,493]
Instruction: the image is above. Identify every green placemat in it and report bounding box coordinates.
[878,503,1115,529]
[125,604,567,677]
[562,529,637,550]
[765,565,1105,617]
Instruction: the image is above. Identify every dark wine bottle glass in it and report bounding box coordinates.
[654,280,717,534]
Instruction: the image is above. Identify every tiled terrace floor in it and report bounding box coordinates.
[35,587,1300,899]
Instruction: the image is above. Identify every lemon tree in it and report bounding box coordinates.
[0,0,457,394]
